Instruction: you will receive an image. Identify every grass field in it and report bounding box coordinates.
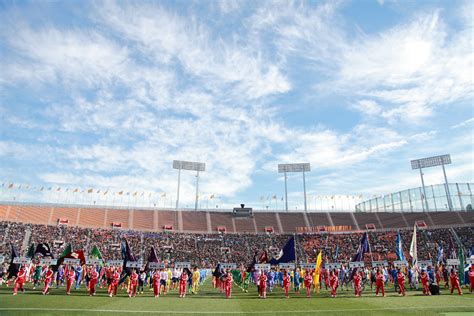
[0,280,473,316]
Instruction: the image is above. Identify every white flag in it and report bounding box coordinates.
[409,225,417,268]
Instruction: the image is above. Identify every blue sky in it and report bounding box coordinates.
[0,0,472,210]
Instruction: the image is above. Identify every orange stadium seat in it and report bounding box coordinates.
[132,210,154,230]
[182,211,208,232]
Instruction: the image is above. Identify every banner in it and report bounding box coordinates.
[349,261,365,268]
[254,264,270,270]
[86,258,103,265]
[279,263,295,270]
[418,260,432,269]
[174,262,191,269]
[371,260,388,268]
[148,262,166,269]
[299,263,316,269]
[64,258,80,265]
[326,262,342,270]
[447,259,460,266]
[106,260,123,267]
[125,261,143,268]
[219,263,237,269]
[40,258,57,265]
[13,257,31,265]
[393,260,408,268]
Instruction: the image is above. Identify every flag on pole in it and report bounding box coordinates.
[90,245,103,261]
[437,243,444,264]
[7,244,19,278]
[268,236,296,264]
[26,243,35,258]
[350,232,369,279]
[35,243,54,258]
[409,225,417,268]
[8,183,14,189]
[315,251,323,272]
[458,242,465,284]
[396,230,405,261]
[333,245,339,261]
[87,188,93,193]
[118,191,123,195]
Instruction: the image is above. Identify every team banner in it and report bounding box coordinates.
[255,264,270,270]
[126,261,143,268]
[279,263,295,270]
[13,257,31,264]
[447,259,460,266]
[149,262,166,269]
[106,260,123,267]
[466,258,474,265]
[40,258,58,265]
[86,258,103,265]
[418,260,432,269]
[326,262,342,270]
[64,258,80,265]
[219,263,237,269]
[371,260,388,268]
[299,263,316,269]
[394,260,408,268]
[349,261,365,268]
[175,262,191,269]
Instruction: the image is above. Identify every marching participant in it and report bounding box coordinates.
[283,270,291,298]
[224,271,233,299]
[108,267,120,297]
[304,270,313,297]
[160,268,169,294]
[469,266,474,293]
[375,269,385,297]
[420,270,430,296]
[152,269,161,298]
[397,269,406,296]
[12,266,26,295]
[66,265,76,295]
[42,266,54,295]
[179,268,188,298]
[353,268,363,297]
[88,266,99,296]
[450,269,462,295]
[329,269,338,298]
[293,268,301,294]
[192,267,200,294]
[128,269,139,298]
[258,269,267,298]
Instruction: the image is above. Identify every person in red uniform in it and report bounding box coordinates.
[469,266,474,293]
[283,270,291,298]
[329,270,338,298]
[353,269,362,297]
[152,270,161,298]
[129,269,138,297]
[322,268,329,290]
[420,270,430,296]
[304,271,313,297]
[375,269,385,297]
[109,268,120,297]
[397,269,406,296]
[450,269,462,295]
[66,266,75,295]
[88,267,99,296]
[224,271,233,299]
[12,266,26,295]
[179,269,188,298]
[42,266,54,295]
[258,270,267,298]
[435,266,442,286]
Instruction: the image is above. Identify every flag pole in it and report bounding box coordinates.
[366,231,374,264]
[293,233,298,264]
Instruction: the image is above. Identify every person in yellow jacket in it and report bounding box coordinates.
[313,268,320,293]
[191,267,200,294]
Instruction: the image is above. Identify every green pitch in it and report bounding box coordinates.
[0,280,472,316]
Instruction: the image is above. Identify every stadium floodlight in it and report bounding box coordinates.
[278,163,311,212]
[173,160,206,211]
[410,154,452,211]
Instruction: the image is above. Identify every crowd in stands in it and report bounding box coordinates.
[0,220,472,267]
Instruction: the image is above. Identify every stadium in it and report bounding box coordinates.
[1,1,473,316]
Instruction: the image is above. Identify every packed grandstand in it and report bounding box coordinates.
[1,202,472,267]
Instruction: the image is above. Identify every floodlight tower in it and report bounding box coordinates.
[411,154,453,211]
[173,160,206,211]
[278,163,311,212]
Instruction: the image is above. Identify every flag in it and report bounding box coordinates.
[268,236,296,264]
[161,192,166,197]
[26,243,35,258]
[259,250,268,263]
[144,246,159,272]
[210,194,215,199]
[8,183,14,189]
[96,190,100,194]
[118,191,123,195]
[120,238,137,283]
[437,244,444,264]
[90,245,103,260]
[349,232,369,279]
[104,190,108,195]
[57,187,61,191]
[409,225,417,268]
[133,192,137,197]
[396,230,405,261]
[333,245,339,261]
[87,188,93,193]
[40,186,44,191]
[34,243,54,258]
[315,251,323,272]
[7,244,19,278]
[458,242,465,284]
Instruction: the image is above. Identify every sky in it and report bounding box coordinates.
[0,0,472,211]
